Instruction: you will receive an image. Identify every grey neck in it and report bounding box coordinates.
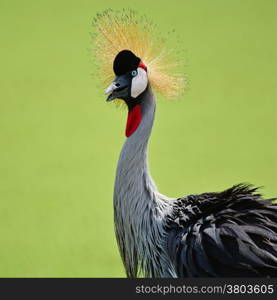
[116,87,157,198]
[113,86,175,278]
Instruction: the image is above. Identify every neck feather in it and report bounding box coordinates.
[113,86,174,278]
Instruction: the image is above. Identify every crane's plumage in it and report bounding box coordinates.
[166,184,277,277]
[92,10,277,278]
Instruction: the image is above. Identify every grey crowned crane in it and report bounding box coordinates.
[93,10,277,278]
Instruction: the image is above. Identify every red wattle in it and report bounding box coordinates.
[138,61,147,72]
[125,104,142,137]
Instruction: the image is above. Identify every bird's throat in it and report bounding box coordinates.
[125,104,142,137]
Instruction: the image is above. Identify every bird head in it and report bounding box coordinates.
[92,9,185,108]
[105,50,148,105]
[92,9,186,137]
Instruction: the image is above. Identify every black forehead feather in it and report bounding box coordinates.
[113,50,140,76]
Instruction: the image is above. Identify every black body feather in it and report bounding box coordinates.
[166,184,277,277]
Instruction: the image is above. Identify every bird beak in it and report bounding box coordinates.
[105,75,129,102]
[105,82,117,95]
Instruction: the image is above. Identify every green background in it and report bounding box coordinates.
[0,0,276,277]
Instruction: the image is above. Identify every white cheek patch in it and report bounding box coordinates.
[131,68,148,98]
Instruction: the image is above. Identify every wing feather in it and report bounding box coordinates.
[166,184,277,277]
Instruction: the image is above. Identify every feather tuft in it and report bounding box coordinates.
[92,9,186,102]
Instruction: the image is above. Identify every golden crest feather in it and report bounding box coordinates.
[92,9,186,102]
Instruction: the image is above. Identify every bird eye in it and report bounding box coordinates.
[131,70,137,77]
